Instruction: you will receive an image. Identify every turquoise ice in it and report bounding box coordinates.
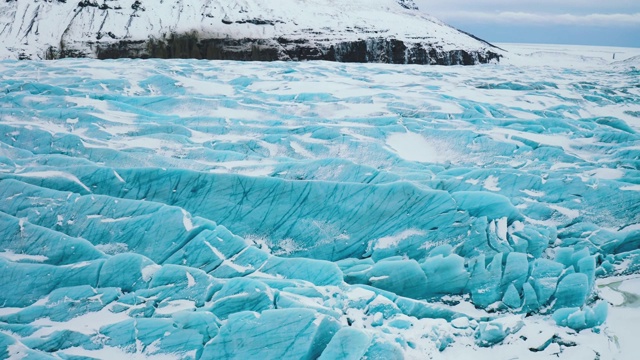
[0,58,638,357]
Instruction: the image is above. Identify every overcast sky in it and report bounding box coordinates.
[414,0,640,47]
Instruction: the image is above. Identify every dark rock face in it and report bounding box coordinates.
[396,0,419,10]
[48,33,501,65]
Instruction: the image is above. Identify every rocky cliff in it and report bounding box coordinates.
[0,0,502,64]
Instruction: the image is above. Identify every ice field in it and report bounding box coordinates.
[1,44,640,359]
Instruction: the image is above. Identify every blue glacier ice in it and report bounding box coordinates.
[0,58,639,358]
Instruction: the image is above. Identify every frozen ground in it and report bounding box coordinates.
[0,43,639,359]
[498,43,640,67]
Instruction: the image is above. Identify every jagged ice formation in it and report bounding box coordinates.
[0,50,639,358]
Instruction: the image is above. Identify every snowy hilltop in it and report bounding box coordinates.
[0,0,502,64]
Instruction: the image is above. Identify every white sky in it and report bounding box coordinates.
[414,0,640,46]
[416,0,640,25]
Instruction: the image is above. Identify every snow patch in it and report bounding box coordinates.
[375,229,426,249]
[141,265,162,282]
[186,272,196,288]
[0,250,48,262]
[386,132,443,163]
[180,209,194,231]
[483,175,501,191]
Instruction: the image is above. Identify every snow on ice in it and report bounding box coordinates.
[0,44,639,359]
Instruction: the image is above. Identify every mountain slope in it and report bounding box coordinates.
[0,0,502,64]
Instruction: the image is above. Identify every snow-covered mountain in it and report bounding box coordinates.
[0,0,502,64]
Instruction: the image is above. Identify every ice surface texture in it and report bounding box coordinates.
[0,0,500,64]
[0,57,639,358]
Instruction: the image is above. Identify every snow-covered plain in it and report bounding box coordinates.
[0,44,639,359]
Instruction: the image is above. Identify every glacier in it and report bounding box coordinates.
[0,44,640,359]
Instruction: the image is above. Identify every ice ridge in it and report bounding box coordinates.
[0,57,639,358]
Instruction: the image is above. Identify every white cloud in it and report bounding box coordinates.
[414,0,640,26]
[416,0,639,11]
[429,11,640,27]
[412,0,640,46]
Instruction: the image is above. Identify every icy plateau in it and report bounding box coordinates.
[0,44,640,359]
